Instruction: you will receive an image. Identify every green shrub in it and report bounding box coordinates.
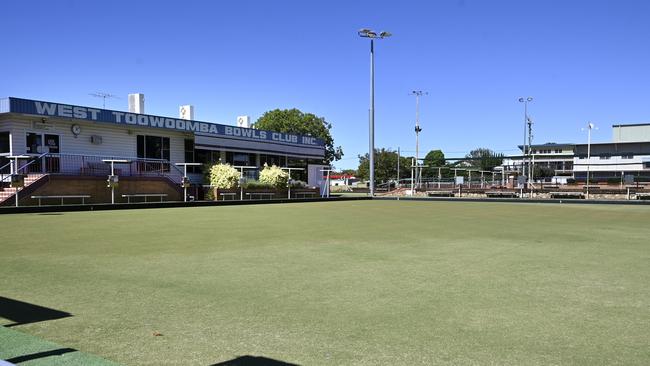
[289,180,307,188]
[259,164,289,188]
[243,181,275,190]
[209,163,240,189]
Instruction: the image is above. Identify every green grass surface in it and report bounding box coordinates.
[1,201,649,365]
[0,325,118,365]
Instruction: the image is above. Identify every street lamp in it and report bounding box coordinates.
[410,90,428,189]
[359,28,391,196]
[583,122,597,199]
[518,97,533,188]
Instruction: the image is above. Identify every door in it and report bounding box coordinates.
[44,134,60,173]
[25,133,61,173]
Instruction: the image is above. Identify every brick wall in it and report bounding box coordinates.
[19,176,183,205]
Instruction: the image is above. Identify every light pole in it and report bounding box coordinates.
[359,28,391,196]
[518,97,533,188]
[584,122,596,199]
[410,90,427,189]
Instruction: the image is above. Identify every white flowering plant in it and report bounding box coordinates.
[209,163,240,189]
[259,163,289,189]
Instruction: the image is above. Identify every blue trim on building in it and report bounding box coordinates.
[3,97,325,148]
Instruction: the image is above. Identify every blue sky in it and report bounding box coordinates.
[2,0,649,169]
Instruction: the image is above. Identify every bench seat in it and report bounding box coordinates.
[121,193,167,203]
[485,191,518,198]
[31,195,91,206]
[426,191,454,197]
[550,191,584,199]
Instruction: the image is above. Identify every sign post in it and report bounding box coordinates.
[102,159,130,204]
[8,155,30,207]
[281,167,305,199]
[175,163,201,202]
[233,166,258,201]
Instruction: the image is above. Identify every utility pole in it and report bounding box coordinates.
[397,147,400,188]
[518,97,533,188]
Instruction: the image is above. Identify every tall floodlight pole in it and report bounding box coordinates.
[359,28,391,196]
[518,97,533,187]
[584,122,596,200]
[410,91,427,188]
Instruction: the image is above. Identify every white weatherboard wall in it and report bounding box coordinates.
[573,156,650,172]
[2,116,185,163]
[613,125,650,143]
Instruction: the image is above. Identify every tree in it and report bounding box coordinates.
[357,148,413,182]
[341,169,357,176]
[464,148,504,171]
[422,150,446,178]
[254,109,343,164]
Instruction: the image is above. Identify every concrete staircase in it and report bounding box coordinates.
[0,174,46,205]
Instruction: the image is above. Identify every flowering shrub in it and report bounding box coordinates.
[209,163,240,189]
[259,163,289,188]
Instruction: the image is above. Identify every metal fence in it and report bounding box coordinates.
[5,153,184,180]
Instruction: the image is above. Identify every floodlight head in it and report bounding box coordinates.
[366,31,377,38]
[588,122,595,129]
[379,31,392,38]
[518,97,525,102]
[527,97,533,102]
[358,28,371,37]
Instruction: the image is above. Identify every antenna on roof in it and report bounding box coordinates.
[88,92,119,109]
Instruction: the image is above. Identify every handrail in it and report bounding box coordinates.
[0,160,12,172]
[16,153,49,174]
[46,152,169,163]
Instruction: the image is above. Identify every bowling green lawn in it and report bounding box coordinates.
[1,200,649,365]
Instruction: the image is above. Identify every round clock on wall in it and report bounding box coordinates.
[71,124,81,136]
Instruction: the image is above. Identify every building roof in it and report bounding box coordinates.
[517,142,574,150]
[612,122,650,128]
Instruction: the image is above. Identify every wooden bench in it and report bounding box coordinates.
[635,193,650,200]
[293,191,317,199]
[246,192,275,200]
[485,191,518,198]
[31,195,91,206]
[121,193,167,203]
[550,191,584,199]
[426,190,454,197]
[219,192,237,201]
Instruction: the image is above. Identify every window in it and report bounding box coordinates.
[184,139,198,173]
[0,132,9,154]
[137,135,170,160]
[0,132,9,174]
[226,152,255,166]
[555,149,562,153]
[600,155,611,160]
[260,154,282,167]
[26,132,42,154]
[137,135,170,172]
[622,154,633,159]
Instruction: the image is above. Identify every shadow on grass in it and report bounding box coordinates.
[211,355,299,366]
[5,348,77,363]
[0,296,72,327]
